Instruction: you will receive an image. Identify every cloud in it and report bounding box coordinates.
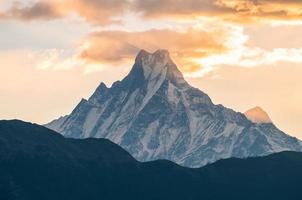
[64,0,128,25]
[2,0,302,77]
[1,0,128,24]
[1,1,62,20]
[188,24,302,77]
[133,0,302,23]
[132,0,235,19]
[22,24,230,75]
[28,47,132,75]
[217,0,302,22]
[78,27,228,74]
[38,23,302,76]
[2,0,302,24]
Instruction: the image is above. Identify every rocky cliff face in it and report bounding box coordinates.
[46,49,302,167]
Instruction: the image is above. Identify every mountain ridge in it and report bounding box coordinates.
[46,49,302,167]
[2,120,302,200]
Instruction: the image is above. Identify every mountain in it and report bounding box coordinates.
[1,120,302,200]
[245,106,272,124]
[46,49,302,167]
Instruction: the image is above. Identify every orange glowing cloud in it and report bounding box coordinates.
[0,0,128,24]
[216,0,302,22]
[0,1,62,21]
[133,0,302,23]
[2,0,302,77]
[2,0,302,24]
[78,28,227,73]
[26,22,302,77]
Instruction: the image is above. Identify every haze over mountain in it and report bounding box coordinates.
[2,120,302,200]
[46,49,302,167]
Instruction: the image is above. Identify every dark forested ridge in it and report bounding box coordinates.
[1,120,302,200]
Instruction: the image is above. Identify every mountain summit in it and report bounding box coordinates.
[46,49,302,167]
[135,49,184,82]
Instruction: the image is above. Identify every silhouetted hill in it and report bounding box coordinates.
[1,120,302,200]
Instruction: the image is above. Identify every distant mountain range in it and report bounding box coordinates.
[1,120,302,200]
[46,49,302,167]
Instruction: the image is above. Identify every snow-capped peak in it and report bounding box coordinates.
[244,106,272,124]
[136,49,170,64]
[134,49,185,86]
[46,49,302,168]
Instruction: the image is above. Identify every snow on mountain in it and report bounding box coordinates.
[45,49,302,168]
[245,106,272,124]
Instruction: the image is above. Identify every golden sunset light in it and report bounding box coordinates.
[2,1,302,198]
[1,0,302,138]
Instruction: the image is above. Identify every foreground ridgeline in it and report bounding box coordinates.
[46,49,302,167]
[1,120,302,200]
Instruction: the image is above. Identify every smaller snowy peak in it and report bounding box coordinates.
[244,106,272,124]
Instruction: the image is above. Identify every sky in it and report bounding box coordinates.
[0,0,302,138]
